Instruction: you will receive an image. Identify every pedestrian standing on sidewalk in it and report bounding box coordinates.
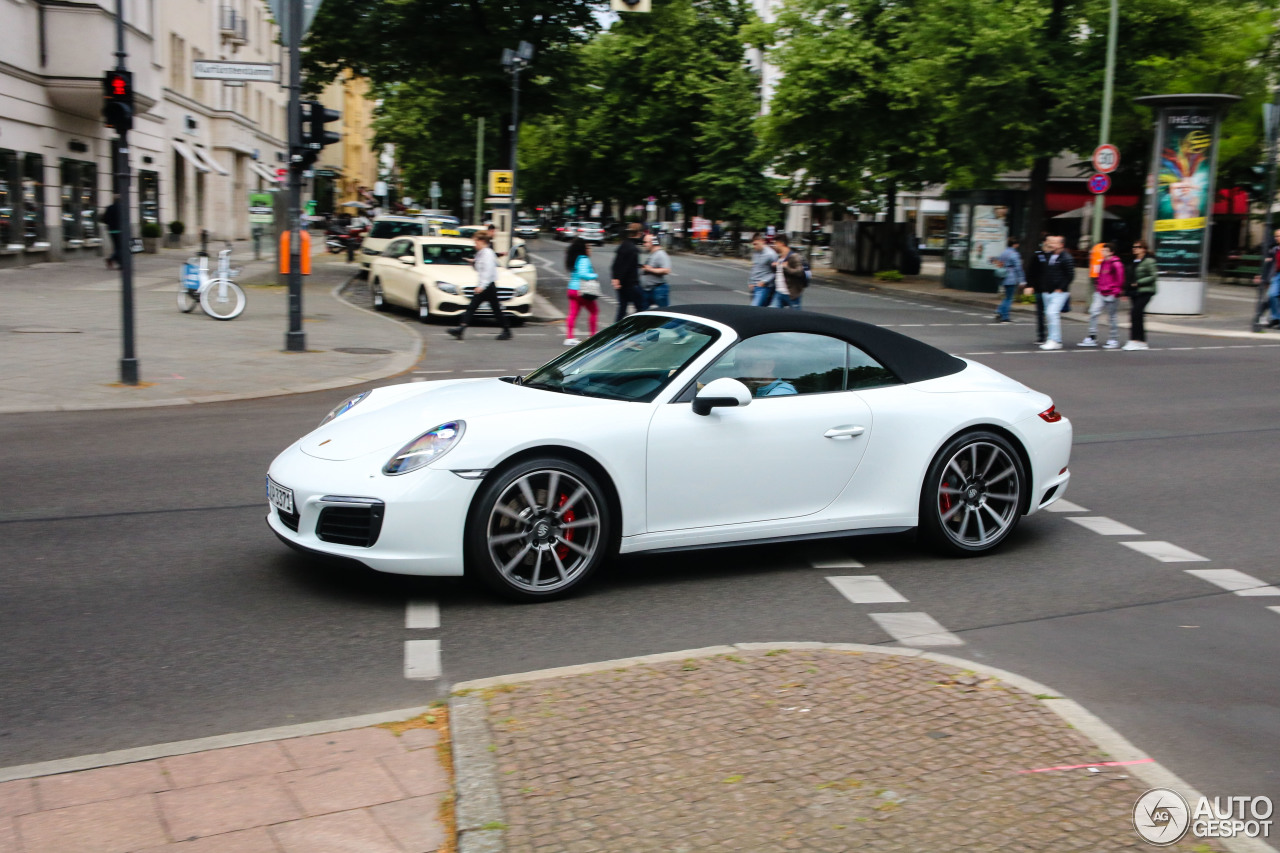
[994,238,1025,323]
[640,233,671,309]
[448,233,512,341]
[563,238,600,346]
[1254,227,1280,329]
[749,233,778,307]
[1038,235,1074,350]
[611,223,644,321]
[1079,243,1124,348]
[100,195,122,270]
[1026,236,1049,343]
[1123,240,1158,350]
[772,236,807,309]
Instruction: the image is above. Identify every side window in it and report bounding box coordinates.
[846,344,900,390]
[698,332,847,398]
[384,240,408,258]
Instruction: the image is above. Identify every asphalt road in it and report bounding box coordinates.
[3,237,1278,813]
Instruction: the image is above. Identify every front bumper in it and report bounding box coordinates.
[266,445,479,576]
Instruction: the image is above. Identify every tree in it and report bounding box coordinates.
[690,65,782,226]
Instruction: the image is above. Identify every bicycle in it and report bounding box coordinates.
[179,243,246,320]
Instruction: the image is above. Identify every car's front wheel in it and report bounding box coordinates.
[371,279,386,311]
[417,288,430,323]
[920,430,1026,555]
[467,457,611,601]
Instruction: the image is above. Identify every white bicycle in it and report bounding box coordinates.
[179,244,246,320]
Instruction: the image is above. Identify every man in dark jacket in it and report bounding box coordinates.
[1035,235,1075,350]
[1025,238,1049,343]
[101,196,122,270]
[611,223,644,321]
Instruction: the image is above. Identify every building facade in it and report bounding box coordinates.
[0,0,287,268]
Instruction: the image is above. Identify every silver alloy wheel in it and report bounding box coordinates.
[485,469,602,594]
[372,280,384,309]
[417,289,429,320]
[936,440,1021,549]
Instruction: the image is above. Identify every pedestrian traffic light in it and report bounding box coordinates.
[103,69,133,133]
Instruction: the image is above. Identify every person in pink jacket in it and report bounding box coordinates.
[1078,243,1126,349]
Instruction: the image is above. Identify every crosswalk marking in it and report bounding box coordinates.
[1067,516,1144,536]
[826,576,908,604]
[1269,607,1280,616]
[1044,499,1088,513]
[869,612,964,647]
[1185,569,1280,597]
[404,640,442,679]
[1120,541,1209,562]
[406,600,440,629]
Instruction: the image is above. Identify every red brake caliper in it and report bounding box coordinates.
[940,479,953,515]
[555,493,575,561]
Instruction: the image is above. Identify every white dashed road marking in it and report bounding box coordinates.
[826,576,908,604]
[869,612,965,647]
[1066,516,1145,536]
[1269,607,1280,616]
[1044,499,1088,513]
[1120,541,1209,562]
[1185,570,1280,596]
[405,600,440,629]
[810,558,865,569]
[404,640,442,680]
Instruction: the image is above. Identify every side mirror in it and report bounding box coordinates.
[692,377,752,416]
[399,255,415,265]
[507,259,527,269]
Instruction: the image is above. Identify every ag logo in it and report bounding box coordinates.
[1134,788,1191,846]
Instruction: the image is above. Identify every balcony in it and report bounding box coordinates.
[220,6,248,46]
[40,3,157,120]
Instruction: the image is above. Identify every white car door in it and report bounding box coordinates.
[646,332,874,532]
[381,239,414,306]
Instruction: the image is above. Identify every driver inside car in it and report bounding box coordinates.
[734,351,796,397]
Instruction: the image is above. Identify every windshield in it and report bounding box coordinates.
[421,244,473,264]
[518,219,538,227]
[456,226,483,239]
[523,315,720,402]
[370,220,424,239]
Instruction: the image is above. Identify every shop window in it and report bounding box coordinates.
[23,153,46,246]
[79,161,99,240]
[60,158,99,244]
[0,149,14,248]
[139,170,160,228]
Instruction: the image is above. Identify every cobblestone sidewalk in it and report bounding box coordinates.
[456,647,1221,853]
[0,715,450,853]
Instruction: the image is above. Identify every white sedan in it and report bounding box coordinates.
[266,306,1072,601]
[368,236,535,323]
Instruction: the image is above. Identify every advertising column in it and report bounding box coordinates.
[1135,94,1240,314]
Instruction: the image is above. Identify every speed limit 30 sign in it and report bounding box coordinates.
[1093,144,1120,174]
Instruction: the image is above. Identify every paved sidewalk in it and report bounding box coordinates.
[0,242,420,414]
[451,645,1234,853]
[0,711,450,853]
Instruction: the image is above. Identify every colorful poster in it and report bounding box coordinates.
[1154,109,1215,277]
[968,205,1009,270]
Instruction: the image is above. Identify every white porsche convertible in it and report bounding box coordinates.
[267,306,1072,601]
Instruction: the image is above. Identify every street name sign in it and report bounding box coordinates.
[1088,173,1111,194]
[1092,144,1120,174]
[489,170,513,197]
[193,61,279,83]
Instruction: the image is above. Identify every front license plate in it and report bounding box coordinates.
[267,478,295,515]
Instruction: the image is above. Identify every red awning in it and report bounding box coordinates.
[1044,190,1140,213]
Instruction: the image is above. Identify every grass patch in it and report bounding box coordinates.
[723,774,745,784]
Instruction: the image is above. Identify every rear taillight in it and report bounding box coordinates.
[1039,405,1063,423]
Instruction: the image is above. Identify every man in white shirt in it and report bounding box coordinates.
[448,234,512,341]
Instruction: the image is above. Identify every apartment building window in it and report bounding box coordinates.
[139,170,160,228]
[170,34,185,93]
[59,159,98,244]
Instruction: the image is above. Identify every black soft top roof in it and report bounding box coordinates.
[664,304,966,384]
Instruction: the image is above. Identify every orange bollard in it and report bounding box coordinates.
[279,230,313,275]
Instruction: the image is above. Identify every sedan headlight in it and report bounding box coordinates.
[319,390,369,427]
[383,421,465,475]
[435,280,459,295]
[513,282,529,296]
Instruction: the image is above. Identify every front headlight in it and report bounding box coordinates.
[513,282,529,296]
[319,390,369,427]
[383,421,465,475]
[435,280,459,294]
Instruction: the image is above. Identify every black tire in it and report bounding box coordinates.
[919,430,1026,556]
[466,456,612,601]
[417,288,430,323]
[371,279,387,311]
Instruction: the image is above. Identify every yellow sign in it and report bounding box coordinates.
[489,170,513,197]
[1155,217,1206,232]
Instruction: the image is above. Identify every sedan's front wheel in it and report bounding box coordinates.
[468,457,611,601]
[417,288,431,323]
[920,430,1026,555]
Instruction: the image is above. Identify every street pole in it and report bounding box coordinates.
[1253,89,1280,332]
[475,117,484,222]
[114,0,138,385]
[1090,0,1119,248]
[508,62,520,254]
[285,0,305,352]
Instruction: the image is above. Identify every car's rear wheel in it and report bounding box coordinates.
[467,457,611,601]
[920,430,1025,555]
[371,279,386,311]
[417,288,430,323]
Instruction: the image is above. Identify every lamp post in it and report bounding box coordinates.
[502,42,534,252]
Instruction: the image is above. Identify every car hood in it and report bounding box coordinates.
[299,378,612,461]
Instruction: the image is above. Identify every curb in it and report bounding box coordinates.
[0,279,424,414]
[447,642,1277,853]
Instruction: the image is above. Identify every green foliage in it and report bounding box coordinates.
[873,269,904,282]
[140,222,162,239]
[168,220,185,235]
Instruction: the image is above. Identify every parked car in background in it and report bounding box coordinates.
[516,219,540,240]
[565,221,605,245]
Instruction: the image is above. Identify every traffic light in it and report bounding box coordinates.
[294,100,341,168]
[1248,164,1269,203]
[103,70,133,133]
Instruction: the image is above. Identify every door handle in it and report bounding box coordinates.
[824,425,866,440]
